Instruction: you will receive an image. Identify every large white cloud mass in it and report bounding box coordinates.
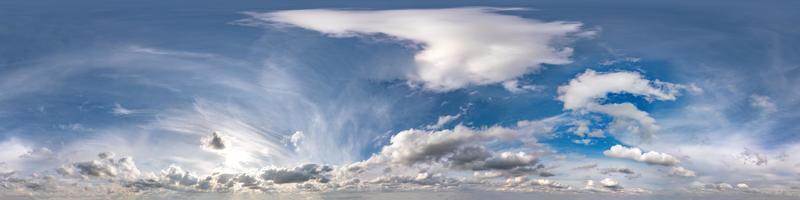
[253,8,587,91]
[603,145,679,166]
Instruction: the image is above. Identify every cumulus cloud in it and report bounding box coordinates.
[259,164,332,184]
[202,131,227,150]
[530,179,570,189]
[584,178,625,192]
[482,152,539,170]
[254,8,587,91]
[59,152,141,180]
[557,70,689,141]
[558,70,682,109]
[669,166,697,177]
[372,125,520,166]
[599,178,622,190]
[289,131,305,152]
[603,145,679,166]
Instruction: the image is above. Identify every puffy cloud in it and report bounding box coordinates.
[692,182,735,191]
[202,131,227,150]
[289,131,305,152]
[161,165,200,186]
[255,8,587,91]
[60,152,141,180]
[364,172,461,189]
[669,166,697,177]
[373,125,520,166]
[557,70,681,109]
[259,164,332,184]
[482,152,538,170]
[572,139,592,145]
[530,179,570,189]
[599,178,621,190]
[557,70,689,141]
[584,178,629,192]
[603,145,679,166]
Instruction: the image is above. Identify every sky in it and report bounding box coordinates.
[1,0,799,199]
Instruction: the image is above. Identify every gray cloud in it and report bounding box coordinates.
[202,131,227,150]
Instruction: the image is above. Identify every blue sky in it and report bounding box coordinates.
[1,0,799,198]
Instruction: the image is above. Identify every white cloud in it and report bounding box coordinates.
[371,125,520,166]
[531,179,570,189]
[112,103,138,115]
[425,114,460,130]
[290,131,305,152]
[255,8,587,91]
[669,166,696,177]
[482,152,538,170]
[59,152,141,180]
[502,80,544,93]
[603,145,679,166]
[572,139,592,145]
[557,69,688,141]
[557,70,681,110]
[0,138,32,173]
[599,178,621,190]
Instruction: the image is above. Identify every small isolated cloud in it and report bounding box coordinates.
[603,145,679,166]
[254,8,588,91]
[572,139,592,145]
[502,80,544,93]
[669,166,696,177]
[112,103,138,115]
[290,131,305,152]
[530,179,570,189]
[599,178,622,190]
[585,178,628,192]
[425,114,460,130]
[202,131,227,150]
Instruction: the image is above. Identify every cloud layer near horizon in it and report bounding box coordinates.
[1,3,800,199]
